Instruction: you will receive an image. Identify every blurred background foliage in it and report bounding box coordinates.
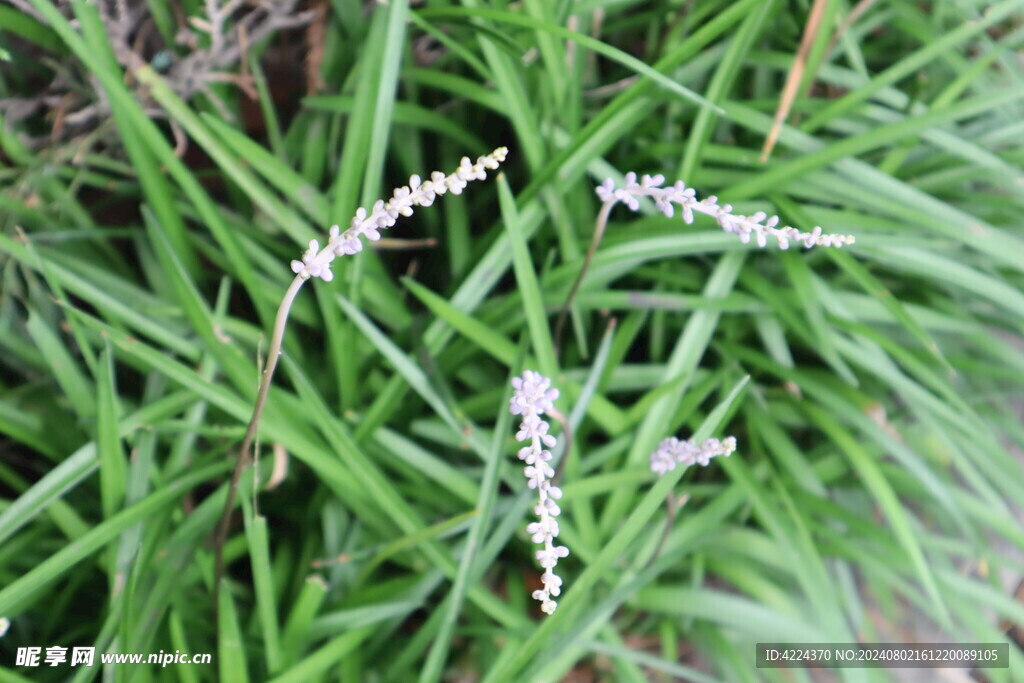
[1,0,1024,680]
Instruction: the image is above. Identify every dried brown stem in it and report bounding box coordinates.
[760,0,829,162]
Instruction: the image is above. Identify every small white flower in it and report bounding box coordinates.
[527,516,559,543]
[536,494,560,518]
[541,571,562,596]
[0,617,9,637]
[595,175,855,249]
[510,370,559,415]
[511,370,568,615]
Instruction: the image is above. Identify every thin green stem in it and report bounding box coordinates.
[554,200,616,356]
[645,492,688,570]
[213,274,306,607]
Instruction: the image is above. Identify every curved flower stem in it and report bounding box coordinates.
[554,199,616,356]
[213,274,306,606]
[645,492,689,570]
[207,148,508,613]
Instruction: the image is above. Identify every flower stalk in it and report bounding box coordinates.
[645,434,737,568]
[212,148,508,603]
[555,173,856,350]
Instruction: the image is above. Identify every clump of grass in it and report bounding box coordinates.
[1,0,1023,680]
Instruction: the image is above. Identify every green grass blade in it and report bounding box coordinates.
[218,577,251,683]
[0,462,227,615]
[418,7,723,113]
[497,174,559,379]
[96,344,126,520]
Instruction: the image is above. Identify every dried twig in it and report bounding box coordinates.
[305,0,328,94]
[760,0,829,162]
[2,0,314,148]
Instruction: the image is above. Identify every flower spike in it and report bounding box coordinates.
[596,173,855,250]
[292,147,509,280]
[649,435,737,475]
[511,370,567,615]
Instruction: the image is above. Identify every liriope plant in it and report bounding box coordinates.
[212,148,509,594]
[508,169,855,615]
[556,173,856,344]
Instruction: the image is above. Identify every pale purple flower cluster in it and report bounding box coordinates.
[596,173,855,250]
[649,435,737,475]
[511,370,568,615]
[291,147,509,281]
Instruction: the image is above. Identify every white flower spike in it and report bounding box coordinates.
[596,173,855,250]
[511,370,568,615]
[291,147,509,280]
[649,435,737,475]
